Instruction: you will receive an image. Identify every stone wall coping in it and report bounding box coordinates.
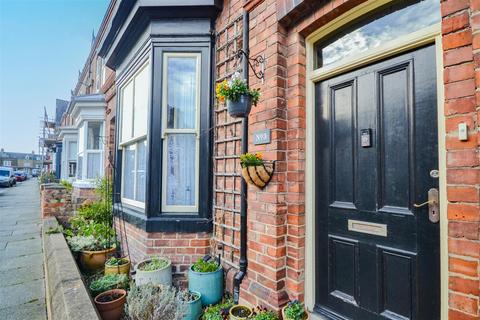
[72,180,96,189]
[41,183,67,190]
[42,217,100,320]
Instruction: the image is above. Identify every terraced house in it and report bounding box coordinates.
[58,0,480,319]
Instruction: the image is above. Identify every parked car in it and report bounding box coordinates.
[32,169,39,177]
[0,167,16,187]
[14,171,26,182]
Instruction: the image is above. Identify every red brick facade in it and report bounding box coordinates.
[80,0,480,317]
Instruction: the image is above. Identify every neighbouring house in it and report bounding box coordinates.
[58,0,480,319]
[0,149,43,174]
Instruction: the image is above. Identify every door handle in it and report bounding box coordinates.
[414,188,439,223]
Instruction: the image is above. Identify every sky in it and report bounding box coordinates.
[0,0,110,154]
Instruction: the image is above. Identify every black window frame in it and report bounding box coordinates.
[114,37,213,233]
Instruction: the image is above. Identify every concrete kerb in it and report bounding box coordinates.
[42,217,100,320]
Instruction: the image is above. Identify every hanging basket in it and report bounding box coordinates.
[241,161,275,189]
[227,94,252,118]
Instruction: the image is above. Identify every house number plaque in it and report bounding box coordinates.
[253,129,271,145]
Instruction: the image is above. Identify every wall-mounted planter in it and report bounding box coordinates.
[241,161,274,189]
[227,94,252,118]
[135,257,172,286]
[188,265,223,306]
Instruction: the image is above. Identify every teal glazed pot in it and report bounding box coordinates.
[183,291,202,320]
[188,265,223,306]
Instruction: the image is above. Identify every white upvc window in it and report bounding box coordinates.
[77,121,104,180]
[120,62,150,208]
[67,140,77,178]
[161,53,201,213]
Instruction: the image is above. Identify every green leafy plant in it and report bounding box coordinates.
[59,179,73,191]
[67,235,115,252]
[284,300,306,320]
[39,172,57,184]
[192,258,219,273]
[127,283,187,320]
[251,307,279,320]
[89,273,129,297]
[138,257,170,271]
[239,152,264,168]
[216,73,260,106]
[45,225,63,234]
[202,298,233,320]
[105,257,129,267]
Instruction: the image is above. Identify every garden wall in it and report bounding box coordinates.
[43,217,100,320]
[40,183,73,219]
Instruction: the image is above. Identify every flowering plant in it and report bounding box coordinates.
[216,72,260,106]
[239,152,263,168]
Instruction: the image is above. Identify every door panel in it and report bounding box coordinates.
[315,45,439,320]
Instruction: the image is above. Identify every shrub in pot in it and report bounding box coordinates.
[216,72,260,118]
[188,258,223,306]
[229,305,253,320]
[126,283,187,320]
[135,256,172,286]
[202,298,233,320]
[105,256,130,275]
[282,300,309,320]
[67,235,116,271]
[178,291,202,320]
[89,273,129,297]
[94,288,127,320]
[250,307,279,320]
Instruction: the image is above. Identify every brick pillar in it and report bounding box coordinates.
[441,0,480,318]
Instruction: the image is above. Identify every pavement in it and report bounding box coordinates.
[0,179,47,320]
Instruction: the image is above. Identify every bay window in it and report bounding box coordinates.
[76,120,104,181]
[120,62,149,208]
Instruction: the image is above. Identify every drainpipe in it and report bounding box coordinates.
[233,9,249,304]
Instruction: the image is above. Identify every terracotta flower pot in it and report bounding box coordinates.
[229,305,253,320]
[94,289,126,320]
[80,247,116,271]
[241,161,274,189]
[281,305,309,320]
[105,259,131,275]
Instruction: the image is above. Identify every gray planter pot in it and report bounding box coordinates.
[227,94,252,118]
[135,257,172,286]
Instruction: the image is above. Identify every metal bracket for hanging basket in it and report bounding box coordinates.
[235,49,265,83]
[241,161,275,189]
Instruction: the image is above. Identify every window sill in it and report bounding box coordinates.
[113,203,212,233]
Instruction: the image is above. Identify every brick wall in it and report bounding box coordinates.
[71,186,98,210]
[40,183,73,219]
[441,0,480,319]
[114,219,211,287]
[214,0,480,316]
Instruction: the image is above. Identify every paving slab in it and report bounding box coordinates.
[0,180,46,319]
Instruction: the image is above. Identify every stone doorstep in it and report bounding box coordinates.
[42,217,100,320]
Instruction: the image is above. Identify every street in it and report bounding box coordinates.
[0,179,46,320]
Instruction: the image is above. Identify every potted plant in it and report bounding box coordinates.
[89,273,129,297]
[178,290,202,320]
[229,305,253,320]
[202,298,233,320]
[135,256,172,286]
[216,72,260,118]
[188,258,223,306]
[126,283,187,320]
[67,235,116,271]
[250,306,279,320]
[282,300,309,320]
[105,256,131,275]
[94,288,127,320]
[239,153,274,189]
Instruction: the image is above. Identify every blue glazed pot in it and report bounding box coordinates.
[188,265,223,306]
[182,291,202,320]
[227,94,252,118]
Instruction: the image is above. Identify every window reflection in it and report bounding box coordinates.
[315,0,440,68]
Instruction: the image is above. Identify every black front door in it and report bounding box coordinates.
[315,45,440,320]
